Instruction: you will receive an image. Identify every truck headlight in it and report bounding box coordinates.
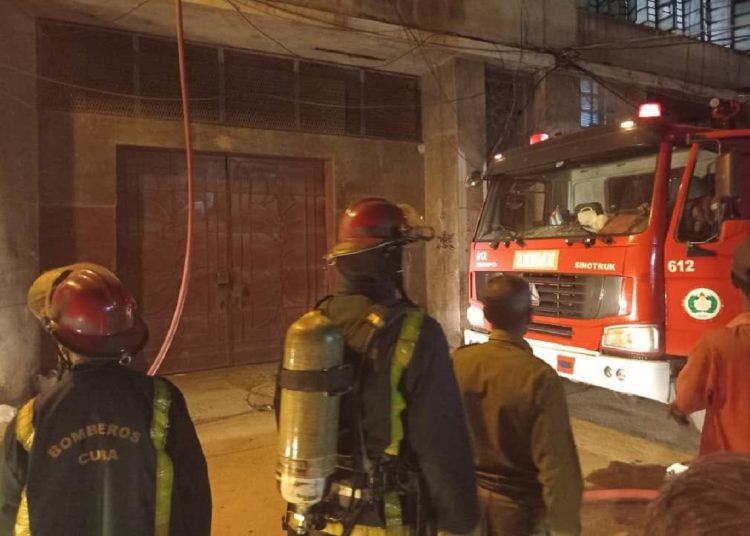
[466,305,485,329]
[602,325,660,356]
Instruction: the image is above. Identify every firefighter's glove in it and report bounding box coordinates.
[667,402,691,426]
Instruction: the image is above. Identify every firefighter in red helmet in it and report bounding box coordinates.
[278,198,479,535]
[0,263,211,536]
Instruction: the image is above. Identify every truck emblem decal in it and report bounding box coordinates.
[512,250,559,271]
[683,288,721,320]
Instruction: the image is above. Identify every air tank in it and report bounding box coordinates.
[277,310,345,532]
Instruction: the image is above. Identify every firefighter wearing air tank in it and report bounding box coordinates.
[277,198,480,535]
[0,264,211,536]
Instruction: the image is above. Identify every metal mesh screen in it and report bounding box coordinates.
[139,38,219,122]
[39,22,135,115]
[364,72,420,141]
[299,62,361,136]
[224,50,295,130]
[38,20,421,141]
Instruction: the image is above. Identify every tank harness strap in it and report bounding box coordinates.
[151,378,174,536]
[384,310,424,528]
[385,310,423,457]
[14,398,35,536]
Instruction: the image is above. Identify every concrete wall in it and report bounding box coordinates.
[577,11,750,90]
[0,1,39,405]
[530,70,642,137]
[38,111,427,309]
[279,0,578,49]
[279,1,750,92]
[423,58,484,348]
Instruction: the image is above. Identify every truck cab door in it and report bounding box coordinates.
[663,141,750,358]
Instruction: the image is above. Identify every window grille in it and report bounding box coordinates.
[579,76,614,128]
[38,20,421,142]
[581,0,750,52]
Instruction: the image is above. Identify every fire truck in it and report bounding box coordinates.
[464,101,750,402]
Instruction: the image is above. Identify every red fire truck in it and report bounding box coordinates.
[465,101,750,402]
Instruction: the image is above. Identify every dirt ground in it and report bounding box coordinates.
[169,364,700,536]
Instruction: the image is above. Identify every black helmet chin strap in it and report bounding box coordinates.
[56,345,73,375]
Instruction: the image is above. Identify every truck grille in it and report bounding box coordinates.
[475,271,623,320]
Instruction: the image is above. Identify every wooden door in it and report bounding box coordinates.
[227,156,327,365]
[117,147,327,373]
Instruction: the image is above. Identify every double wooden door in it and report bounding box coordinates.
[117,147,328,373]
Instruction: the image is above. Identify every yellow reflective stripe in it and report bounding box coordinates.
[383,491,402,528]
[385,311,423,457]
[14,400,35,536]
[14,490,30,536]
[151,379,173,536]
[15,400,35,453]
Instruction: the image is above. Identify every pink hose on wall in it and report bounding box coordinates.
[148,0,194,376]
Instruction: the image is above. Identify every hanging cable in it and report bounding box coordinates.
[148,0,194,376]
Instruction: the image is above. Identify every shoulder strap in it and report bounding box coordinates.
[151,378,174,536]
[385,310,424,457]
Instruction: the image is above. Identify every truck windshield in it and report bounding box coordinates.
[477,150,667,241]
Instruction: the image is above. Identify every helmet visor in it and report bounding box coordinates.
[397,204,435,242]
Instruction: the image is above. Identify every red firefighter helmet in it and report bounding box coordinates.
[27,263,148,358]
[326,198,434,260]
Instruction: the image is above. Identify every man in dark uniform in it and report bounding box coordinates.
[285,198,478,535]
[452,275,581,536]
[0,263,211,536]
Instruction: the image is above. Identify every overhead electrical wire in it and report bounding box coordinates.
[0,61,488,110]
[224,0,300,57]
[104,0,156,24]
[485,65,558,162]
[147,0,194,376]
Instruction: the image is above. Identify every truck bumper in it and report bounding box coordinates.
[463,329,672,403]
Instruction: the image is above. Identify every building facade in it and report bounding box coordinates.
[1,0,749,403]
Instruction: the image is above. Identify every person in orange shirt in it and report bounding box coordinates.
[670,237,750,454]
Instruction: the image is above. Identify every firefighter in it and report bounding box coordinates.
[279,198,479,535]
[0,263,211,536]
[452,275,582,536]
[670,237,750,454]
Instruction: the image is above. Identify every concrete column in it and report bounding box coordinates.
[422,59,484,348]
[0,2,39,406]
[532,71,583,137]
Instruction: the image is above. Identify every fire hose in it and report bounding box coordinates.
[583,489,659,503]
[147,0,194,376]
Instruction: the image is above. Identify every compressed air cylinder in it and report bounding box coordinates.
[277,310,345,509]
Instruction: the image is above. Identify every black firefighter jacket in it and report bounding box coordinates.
[322,293,479,534]
[0,362,211,536]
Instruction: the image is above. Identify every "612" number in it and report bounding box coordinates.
[667,260,695,273]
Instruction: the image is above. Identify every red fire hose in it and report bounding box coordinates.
[148,0,194,376]
[583,489,659,503]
